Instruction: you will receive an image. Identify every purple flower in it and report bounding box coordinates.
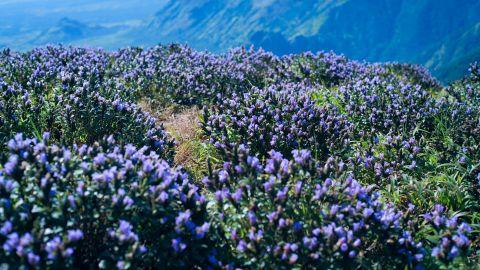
[237,240,247,253]
[0,221,13,235]
[3,155,18,175]
[93,153,106,166]
[158,191,169,203]
[45,236,62,259]
[363,208,374,218]
[294,181,303,195]
[196,222,210,238]
[289,253,298,264]
[117,260,126,269]
[218,170,229,183]
[248,211,257,224]
[448,246,459,259]
[172,238,187,253]
[263,177,275,191]
[276,187,288,201]
[27,252,40,266]
[232,188,242,202]
[67,229,84,242]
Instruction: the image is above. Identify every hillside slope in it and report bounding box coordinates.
[144,0,480,81]
[1,0,479,81]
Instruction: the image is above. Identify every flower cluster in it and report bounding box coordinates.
[334,71,439,135]
[349,133,422,183]
[383,63,441,90]
[0,134,214,269]
[203,146,424,268]
[202,82,352,161]
[284,51,366,85]
[0,46,174,159]
[422,205,473,266]
[436,66,480,199]
[112,44,288,105]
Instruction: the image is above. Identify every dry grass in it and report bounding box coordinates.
[162,106,202,167]
[138,99,206,179]
[162,106,200,143]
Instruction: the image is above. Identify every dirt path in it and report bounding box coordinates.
[138,99,204,172]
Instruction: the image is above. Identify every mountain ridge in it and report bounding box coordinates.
[1,0,479,82]
[138,0,480,81]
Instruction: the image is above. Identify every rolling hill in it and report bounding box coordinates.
[1,0,479,82]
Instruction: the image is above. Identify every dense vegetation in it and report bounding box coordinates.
[0,44,479,269]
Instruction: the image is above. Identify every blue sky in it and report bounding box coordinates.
[0,0,168,27]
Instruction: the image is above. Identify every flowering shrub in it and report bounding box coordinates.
[202,82,352,161]
[284,51,365,85]
[203,146,425,268]
[348,133,423,183]
[116,44,288,105]
[0,47,174,160]
[58,87,175,159]
[0,44,479,268]
[383,63,441,90]
[333,73,438,135]
[414,65,480,208]
[422,205,473,265]
[0,134,214,269]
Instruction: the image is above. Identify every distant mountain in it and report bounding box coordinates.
[144,0,480,82]
[1,0,479,82]
[34,18,97,44]
[426,22,480,82]
[0,0,166,50]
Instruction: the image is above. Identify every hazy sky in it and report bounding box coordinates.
[0,0,168,28]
